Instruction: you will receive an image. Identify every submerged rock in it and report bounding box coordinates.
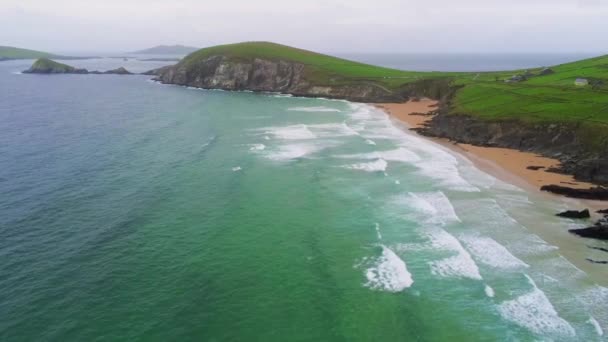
[570,225,608,240]
[556,209,591,219]
[540,185,608,200]
[570,215,608,240]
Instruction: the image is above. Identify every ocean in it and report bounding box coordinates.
[0,56,606,341]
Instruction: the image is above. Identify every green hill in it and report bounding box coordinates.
[176,42,607,125]
[0,46,59,60]
[180,41,447,87]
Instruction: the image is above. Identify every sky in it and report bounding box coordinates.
[1,0,607,54]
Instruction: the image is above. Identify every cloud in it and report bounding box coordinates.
[0,0,606,53]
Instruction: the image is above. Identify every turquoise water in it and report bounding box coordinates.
[0,59,607,341]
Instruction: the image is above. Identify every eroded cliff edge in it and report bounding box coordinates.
[416,101,608,186]
[152,55,403,103]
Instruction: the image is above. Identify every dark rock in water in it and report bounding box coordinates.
[589,246,608,253]
[586,258,608,264]
[597,209,608,214]
[527,165,546,171]
[540,185,608,200]
[557,209,591,219]
[104,67,132,75]
[570,225,608,240]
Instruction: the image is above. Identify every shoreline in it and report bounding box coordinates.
[376,100,607,211]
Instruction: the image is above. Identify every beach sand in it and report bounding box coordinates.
[376,100,605,206]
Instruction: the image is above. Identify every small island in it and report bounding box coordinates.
[23,58,133,75]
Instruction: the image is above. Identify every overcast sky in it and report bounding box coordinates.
[1,0,607,54]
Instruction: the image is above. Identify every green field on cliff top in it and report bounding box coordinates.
[183,42,608,126]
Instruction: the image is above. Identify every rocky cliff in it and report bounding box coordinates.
[417,108,608,185]
[153,55,403,102]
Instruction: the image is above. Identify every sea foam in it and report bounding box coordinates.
[497,275,575,338]
[425,228,483,280]
[288,106,341,112]
[343,159,388,173]
[459,234,529,270]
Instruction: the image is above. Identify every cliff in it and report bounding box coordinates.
[23,58,88,74]
[151,42,409,102]
[416,100,608,186]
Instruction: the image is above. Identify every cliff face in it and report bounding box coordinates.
[418,113,608,185]
[154,56,402,102]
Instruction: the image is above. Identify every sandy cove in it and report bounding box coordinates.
[376,100,607,209]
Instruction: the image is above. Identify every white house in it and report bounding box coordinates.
[575,78,589,86]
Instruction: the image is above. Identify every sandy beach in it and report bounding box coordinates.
[376,100,605,205]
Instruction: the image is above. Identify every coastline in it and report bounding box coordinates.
[376,100,607,211]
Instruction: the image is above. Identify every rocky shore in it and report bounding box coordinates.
[151,55,403,103]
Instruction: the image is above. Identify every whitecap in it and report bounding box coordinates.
[365,245,413,292]
[249,144,266,151]
[497,275,575,338]
[485,285,495,298]
[343,159,388,173]
[424,228,482,280]
[232,166,242,172]
[400,191,461,225]
[288,106,341,112]
[459,234,529,270]
[258,124,316,140]
[588,317,604,336]
[265,143,322,161]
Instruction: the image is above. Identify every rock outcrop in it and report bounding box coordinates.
[23,58,88,74]
[23,59,133,75]
[556,209,591,219]
[416,112,608,186]
[151,55,402,102]
[540,185,608,200]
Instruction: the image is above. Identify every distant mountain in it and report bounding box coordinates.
[131,45,199,55]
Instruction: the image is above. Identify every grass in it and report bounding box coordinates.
[0,46,59,60]
[181,42,608,129]
[180,41,455,87]
[450,56,608,125]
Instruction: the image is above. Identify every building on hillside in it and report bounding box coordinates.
[575,78,589,86]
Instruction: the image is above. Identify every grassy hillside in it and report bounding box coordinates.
[180,41,453,87]
[450,55,608,126]
[0,46,59,60]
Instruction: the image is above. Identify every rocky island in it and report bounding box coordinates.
[23,58,133,75]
